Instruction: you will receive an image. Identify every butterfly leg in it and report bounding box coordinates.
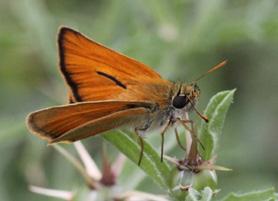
[160,119,172,162]
[178,119,205,151]
[134,119,152,166]
[175,128,187,151]
[136,133,144,166]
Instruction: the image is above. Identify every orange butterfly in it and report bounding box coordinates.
[26,27,226,165]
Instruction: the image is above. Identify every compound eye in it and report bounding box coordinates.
[172,95,188,109]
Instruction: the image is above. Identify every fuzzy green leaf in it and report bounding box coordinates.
[200,187,213,201]
[187,188,200,201]
[221,188,276,201]
[186,187,213,201]
[199,89,236,160]
[103,131,172,191]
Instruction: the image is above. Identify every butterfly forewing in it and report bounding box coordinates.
[58,27,172,105]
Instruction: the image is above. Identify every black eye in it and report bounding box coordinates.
[172,95,188,109]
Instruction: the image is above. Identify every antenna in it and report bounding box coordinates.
[193,60,227,83]
[187,60,227,122]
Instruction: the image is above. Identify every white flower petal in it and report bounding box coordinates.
[29,185,72,200]
[74,141,102,180]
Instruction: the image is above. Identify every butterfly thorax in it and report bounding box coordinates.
[136,82,200,136]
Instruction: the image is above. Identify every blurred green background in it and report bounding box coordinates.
[1,0,278,200]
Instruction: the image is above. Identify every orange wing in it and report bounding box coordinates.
[27,101,154,143]
[58,27,172,104]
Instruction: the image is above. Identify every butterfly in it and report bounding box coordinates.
[26,27,226,165]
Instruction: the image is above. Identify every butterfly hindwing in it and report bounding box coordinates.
[27,101,154,143]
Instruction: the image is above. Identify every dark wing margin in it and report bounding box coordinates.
[58,27,82,101]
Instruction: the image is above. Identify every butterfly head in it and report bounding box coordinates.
[171,82,208,122]
[188,83,200,102]
[173,59,227,111]
[172,83,200,111]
